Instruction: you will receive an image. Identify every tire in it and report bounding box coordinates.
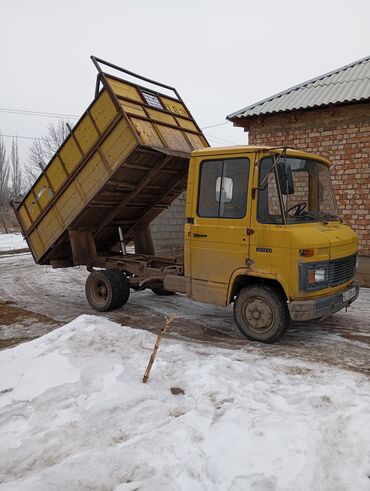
[233,285,288,343]
[85,270,130,312]
[116,271,130,306]
[151,286,175,296]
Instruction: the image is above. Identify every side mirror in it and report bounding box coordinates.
[277,162,294,195]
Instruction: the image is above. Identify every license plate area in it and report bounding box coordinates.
[343,287,356,302]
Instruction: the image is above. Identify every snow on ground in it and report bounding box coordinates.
[1,316,369,490]
[0,233,27,252]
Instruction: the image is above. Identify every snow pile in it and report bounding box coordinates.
[1,316,369,490]
[0,233,27,252]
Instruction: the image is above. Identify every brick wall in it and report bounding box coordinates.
[150,193,186,256]
[243,102,370,256]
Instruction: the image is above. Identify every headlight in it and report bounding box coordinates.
[314,268,327,283]
[306,266,328,287]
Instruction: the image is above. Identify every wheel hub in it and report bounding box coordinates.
[94,280,108,302]
[243,297,274,332]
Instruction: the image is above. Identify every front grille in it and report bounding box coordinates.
[299,253,357,291]
[327,254,357,287]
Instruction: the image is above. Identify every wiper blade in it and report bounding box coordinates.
[298,211,328,223]
[306,211,342,222]
[321,212,342,222]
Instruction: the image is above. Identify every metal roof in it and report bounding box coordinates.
[227,55,370,120]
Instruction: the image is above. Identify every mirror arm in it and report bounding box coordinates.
[257,147,287,191]
[274,165,287,225]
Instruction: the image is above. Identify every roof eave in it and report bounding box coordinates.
[229,97,370,123]
[227,54,370,121]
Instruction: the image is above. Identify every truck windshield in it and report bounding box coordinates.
[257,156,340,224]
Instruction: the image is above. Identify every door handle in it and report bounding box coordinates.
[193,233,208,238]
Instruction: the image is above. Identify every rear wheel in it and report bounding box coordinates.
[233,285,288,343]
[85,270,130,312]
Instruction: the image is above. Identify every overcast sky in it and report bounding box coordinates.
[1,0,369,166]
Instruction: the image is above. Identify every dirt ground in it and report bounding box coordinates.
[1,252,369,375]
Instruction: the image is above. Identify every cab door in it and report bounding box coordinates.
[187,155,251,305]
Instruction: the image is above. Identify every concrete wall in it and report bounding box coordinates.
[356,256,370,288]
[150,193,186,257]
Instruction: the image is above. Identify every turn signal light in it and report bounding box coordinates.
[299,249,315,257]
[307,270,316,284]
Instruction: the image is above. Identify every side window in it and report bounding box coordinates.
[197,157,249,218]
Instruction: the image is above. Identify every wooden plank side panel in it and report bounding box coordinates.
[18,205,32,230]
[47,157,68,192]
[119,101,146,117]
[29,229,45,258]
[77,152,110,201]
[185,132,208,150]
[19,90,115,235]
[74,113,99,154]
[176,118,197,132]
[34,209,63,256]
[31,118,138,261]
[101,118,138,170]
[146,109,177,125]
[130,118,163,147]
[59,136,83,174]
[90,90,117,133]
[24,193,40,222]
[105,77,142,102]
[55,183,85,235]
[156,125,191,152]
[160,97,189,118]
[33,176,53,210]
[30,153,106,260]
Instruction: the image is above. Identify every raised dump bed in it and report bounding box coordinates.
[14,57,208,266]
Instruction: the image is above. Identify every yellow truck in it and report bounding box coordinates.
[13,57,359,343]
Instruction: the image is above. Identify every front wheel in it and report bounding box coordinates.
[85,270,130,312]
[233,285,288,343]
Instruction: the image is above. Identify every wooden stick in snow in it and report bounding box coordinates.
[142,315,176,383]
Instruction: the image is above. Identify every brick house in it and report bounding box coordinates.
[227,55,370,285]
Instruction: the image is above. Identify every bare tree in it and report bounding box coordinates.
[0,135,10,232]
[26,119,72,183]
[10,137,22,198]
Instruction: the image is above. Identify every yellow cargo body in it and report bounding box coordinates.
[14,58,208,265]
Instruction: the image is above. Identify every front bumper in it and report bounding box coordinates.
[288,285,359,321]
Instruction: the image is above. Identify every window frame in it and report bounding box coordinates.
[257,156,338,224]
[196,156,250,220]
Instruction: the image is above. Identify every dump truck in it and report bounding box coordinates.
[13,57,359,343]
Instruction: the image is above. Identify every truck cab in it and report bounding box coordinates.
[184,146,359,342]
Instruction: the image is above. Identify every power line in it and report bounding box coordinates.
[201,121,230,130]
[0,131,239,145]
[0,107,79,119]
[0,134,43,141]
[204,133,239,145]
[0,106,237,144]
[0,106,232,130]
